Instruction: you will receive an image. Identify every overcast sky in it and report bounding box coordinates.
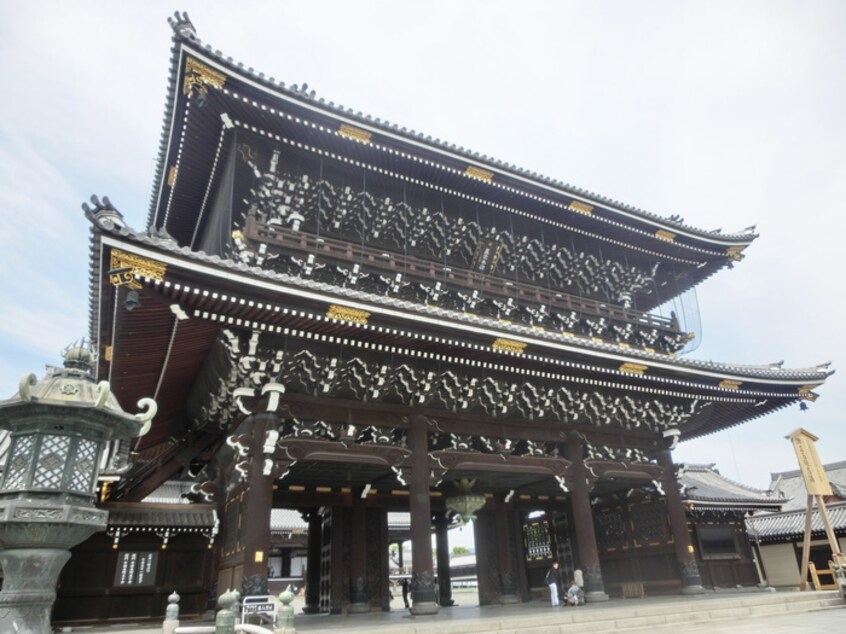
[1,1,844,492]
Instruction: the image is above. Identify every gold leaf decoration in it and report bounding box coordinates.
[619,362,648,375]
[465,165,494,182]
[109,250,167,289]
[338,124,372,144]
[183,57,227,95]
[568,201,593,215]
[491,338,527,355]
[326,304,371,324]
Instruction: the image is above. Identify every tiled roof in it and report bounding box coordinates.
[141,480,194,505]
[104,502,216,529]
[746,501,846,542]
[271,509,307,532]
[269,509,411,532]
[679,464,784,510]
[87,214,833,386]
[148,13,760,246]
[768,461,846,511]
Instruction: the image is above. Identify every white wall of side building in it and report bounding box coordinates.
[760,538,846,587]
[759,543,799,587]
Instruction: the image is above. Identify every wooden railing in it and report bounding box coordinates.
[245,217,678,336]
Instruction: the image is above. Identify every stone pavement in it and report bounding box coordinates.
[69,589,844,634]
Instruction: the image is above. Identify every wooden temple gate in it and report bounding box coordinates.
[63,12,831,625]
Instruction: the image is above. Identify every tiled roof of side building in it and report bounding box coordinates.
[270,510,412,532]
[768,461,846,511]
[679,463,785,508]
[746,501,846,542]
[104,502,217,529]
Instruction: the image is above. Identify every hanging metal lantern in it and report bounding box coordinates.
[445,478,487,523]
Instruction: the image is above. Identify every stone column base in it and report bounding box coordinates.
[410,601,439,615]
[680,583,706,595]
[500,594,521,604]
[348,602,371,613]
[585,590,610,603]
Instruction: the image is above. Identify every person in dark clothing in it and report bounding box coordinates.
[544,561,562,607]
[401,577,410,608]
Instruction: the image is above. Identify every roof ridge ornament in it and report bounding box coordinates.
[82,194,125,230]
[168,11,196,39]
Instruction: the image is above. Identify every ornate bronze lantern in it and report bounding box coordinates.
[445,478,487,524]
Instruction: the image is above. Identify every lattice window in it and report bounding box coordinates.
[631,502,670,547]
[69,439,98,492]
[523,518,553,561]
[3,435,36,489]
[32,435,70,489]
[554,513,575,581]
[595,510,628,551]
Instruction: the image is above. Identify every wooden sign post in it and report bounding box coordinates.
[787,428,844,590]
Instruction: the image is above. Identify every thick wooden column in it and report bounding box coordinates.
[348,492,370,612]
[566,432,609,602]
[239,412,276,597]
[329,507,346,615]
[433,511,454,607]
[495,495,520,603]
[656,448,705,594]
[301,510,322,614]
[407,415,438,615]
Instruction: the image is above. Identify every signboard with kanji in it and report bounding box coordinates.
[787,428,832,496]
[113,551,159,587]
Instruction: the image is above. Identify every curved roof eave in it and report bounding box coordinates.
[146,18,760,252]
[90,214,834,390]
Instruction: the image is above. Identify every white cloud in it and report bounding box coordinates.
[1,0,844,488]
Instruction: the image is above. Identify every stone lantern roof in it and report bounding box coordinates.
[0,344,156,439]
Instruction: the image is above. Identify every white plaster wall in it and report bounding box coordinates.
[760,537,846,587]
[759,543,799,587]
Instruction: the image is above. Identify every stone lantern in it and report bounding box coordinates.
[0,345,155,633]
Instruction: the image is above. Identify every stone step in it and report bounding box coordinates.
[404,591,842,634]
[538,591,844,634]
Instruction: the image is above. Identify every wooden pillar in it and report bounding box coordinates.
[396,541,404,569]
[407,415,438,615]
[375,508,391,612]
[348,492,370,612]
[281,549,291,577]
[329,506,346,615]
[239,412,276,597]
[656,448,705,594]
[495,495,520,603]
[302,510,322,614]
[566,432,609,602]
[433,511,454,607]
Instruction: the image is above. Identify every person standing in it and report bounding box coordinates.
[544,561,562,607]
[401,577,410,608]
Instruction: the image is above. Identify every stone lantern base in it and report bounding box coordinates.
[0,500,108,633]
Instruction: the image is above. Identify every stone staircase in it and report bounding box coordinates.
[489,590,844,634]
[290,590,844,634]
[90,590,843,634]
